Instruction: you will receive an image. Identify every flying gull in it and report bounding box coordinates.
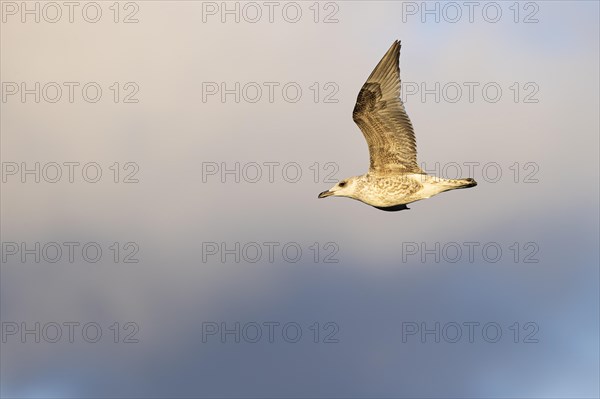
[318,40,477,211]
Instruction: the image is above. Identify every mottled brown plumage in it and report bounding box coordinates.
[352,41,422,175]
[318,40,477,211]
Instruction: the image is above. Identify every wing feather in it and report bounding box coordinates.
[352,40,422,174]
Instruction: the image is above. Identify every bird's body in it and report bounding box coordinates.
[347,173,476,208]
[318,40,477,211]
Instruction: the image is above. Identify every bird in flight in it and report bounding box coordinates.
[318,40,477,211]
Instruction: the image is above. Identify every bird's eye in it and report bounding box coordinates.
[339,181,346,187]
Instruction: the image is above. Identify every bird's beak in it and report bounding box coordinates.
[318,190,333,199]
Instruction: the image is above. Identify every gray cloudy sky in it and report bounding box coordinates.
[1,1,599,398]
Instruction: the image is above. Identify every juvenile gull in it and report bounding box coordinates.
[318,40,477,211]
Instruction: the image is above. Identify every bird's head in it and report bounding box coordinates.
[318,177,359,199]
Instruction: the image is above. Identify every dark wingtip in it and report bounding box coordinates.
[374,204,410,212]
[465,178,477,188]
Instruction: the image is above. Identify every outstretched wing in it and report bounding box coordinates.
[352,40,422,174]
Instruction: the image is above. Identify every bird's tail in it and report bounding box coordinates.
[446,177,477,189]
